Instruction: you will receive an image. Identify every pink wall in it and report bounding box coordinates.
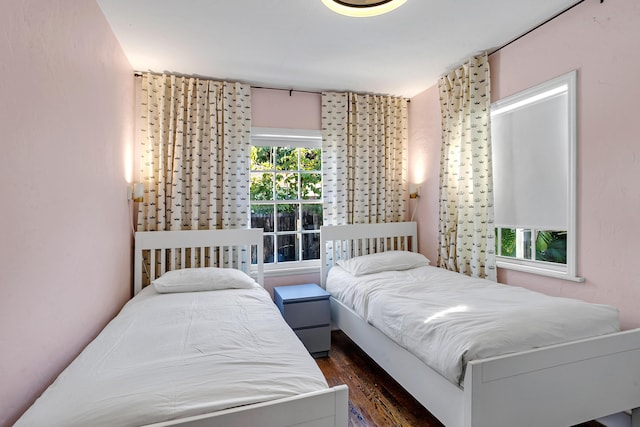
[0,1,134,425]
[252,88,322,130]
[407,85,442,265]
[408,0,640,329]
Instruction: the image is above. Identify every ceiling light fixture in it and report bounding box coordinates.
[321,0,407,17]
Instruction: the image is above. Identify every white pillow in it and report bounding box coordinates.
[152,267,258,293]
[337,251,430,276]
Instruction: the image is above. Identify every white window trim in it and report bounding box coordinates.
[251,127,323,274]
[252,127,322,148]
[491,71,583,283]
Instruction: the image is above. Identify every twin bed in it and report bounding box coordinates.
[321,222,640,427]
[16,229,348,427]
[16,223,640,427]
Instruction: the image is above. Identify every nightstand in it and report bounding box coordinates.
[274,283,331,358]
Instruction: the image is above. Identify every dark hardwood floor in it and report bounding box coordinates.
[316,330,603,427]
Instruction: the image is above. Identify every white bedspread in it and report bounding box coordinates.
[16,285,328,427]
[327,265,620,385]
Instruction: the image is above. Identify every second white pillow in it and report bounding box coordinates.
[337,251,430,276]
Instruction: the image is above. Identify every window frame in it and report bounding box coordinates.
[250,127,323,275]
[490,71,583,282]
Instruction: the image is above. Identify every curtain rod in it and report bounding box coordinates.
[134,73,409,101]
[252,85,322,96]
[133,72,319,95]
[490,0,588,55]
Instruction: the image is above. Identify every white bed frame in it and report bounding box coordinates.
[321,222,640,427]
[134,229,348,427]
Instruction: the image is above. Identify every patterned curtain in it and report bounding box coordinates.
[137,73,251,231]
[437,53,496,280]
[322,92,408,225]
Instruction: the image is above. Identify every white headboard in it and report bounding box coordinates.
[134,229,264,295]
[320,222,418,288]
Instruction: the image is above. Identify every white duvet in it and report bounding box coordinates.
[327,265,620,385]
[16,285,328,427]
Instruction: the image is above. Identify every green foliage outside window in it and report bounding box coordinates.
[251,146,273,170]
[498,228,517,257]
[535,231,567,264]
[300,148,321,170]
[250,146,322,202]
[276,147,298,170]
[496,228,566,265]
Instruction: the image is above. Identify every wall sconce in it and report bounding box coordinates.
[409,183,421,199]
[409,183,421,221]
[127,183,144,202]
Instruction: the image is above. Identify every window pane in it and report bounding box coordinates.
[263,235,275,264]
[276,147,298,171]
[251,146,273,171]
[302,233,320,260]
[300,147,321,171]
[535,230,567,264]
[498,228,517,257]
[277,204,298,232]
[251,204,274,232]
[301,204,322,230]
[277,234,299,262]
[250,172,274,201]
[275,173,298,200]
[520,229,533,260]
[252,234,275,264]
[301,173,322,200]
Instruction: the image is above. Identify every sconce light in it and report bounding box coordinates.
[409,183,422,221]
[127,183,144,202]
[409,183,421,199]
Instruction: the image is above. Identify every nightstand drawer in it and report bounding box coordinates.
[281,299,330,329]
[295,326,331,355]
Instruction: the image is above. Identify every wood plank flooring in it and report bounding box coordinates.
[316,330,603,427]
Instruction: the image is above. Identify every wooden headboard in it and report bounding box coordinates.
[319,222,418,288]
[134,229,264,295]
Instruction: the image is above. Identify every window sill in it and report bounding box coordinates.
[496,259,585,283]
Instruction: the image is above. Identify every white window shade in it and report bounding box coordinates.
[492,88,569,230]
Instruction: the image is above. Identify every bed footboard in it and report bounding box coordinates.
[464,329,640,427]
[144,385,349,427]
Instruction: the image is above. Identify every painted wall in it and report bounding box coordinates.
[251,88,323,293]
[252,88,322,130]
[407,85,442,265]
[0,1,134,425]
[408,0,640,329]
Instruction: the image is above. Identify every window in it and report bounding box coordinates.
[250,128,322,270]
[490,71,582,282]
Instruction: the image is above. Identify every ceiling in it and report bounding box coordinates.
[97,0,582,98]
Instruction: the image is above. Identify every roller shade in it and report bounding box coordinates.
[491,87,569,230]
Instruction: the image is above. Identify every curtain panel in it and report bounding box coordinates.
[437,53,496,280]
[137,73,252,231]
[322,92,408,226]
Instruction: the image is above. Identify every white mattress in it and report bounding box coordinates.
[16,285,328,427]
[327,265,620,385]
